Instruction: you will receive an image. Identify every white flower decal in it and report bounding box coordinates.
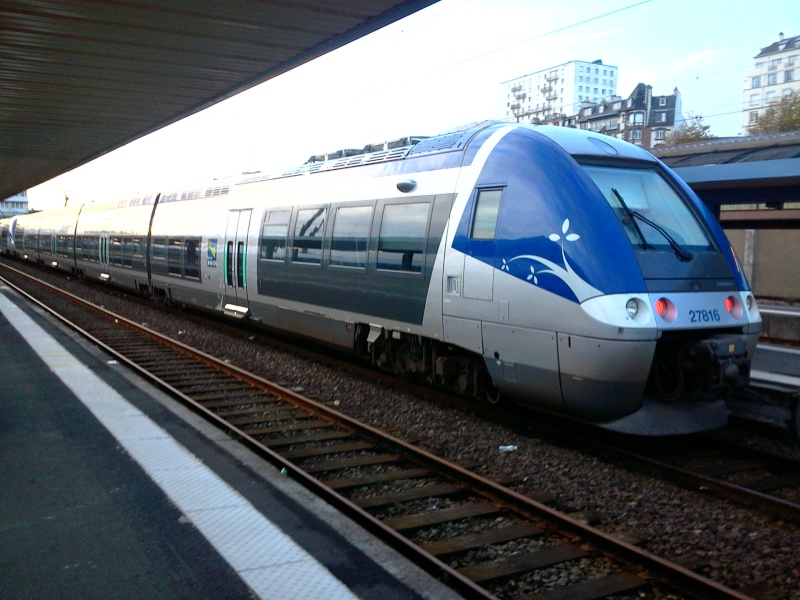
[500,217,600,302]
[550,219,580,243]
[527,265,537,284]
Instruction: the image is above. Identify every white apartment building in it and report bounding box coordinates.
[0,190,28,217]
[501,59,619,123]
[742,32,800,134]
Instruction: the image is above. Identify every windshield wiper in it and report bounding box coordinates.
[611,188,693,262]
[611,187,650,250]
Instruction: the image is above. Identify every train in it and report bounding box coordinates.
[0,121,762,435]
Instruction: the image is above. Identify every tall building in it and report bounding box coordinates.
[501,59,619,123]
[0,190,28,216]
[742,32,800,134]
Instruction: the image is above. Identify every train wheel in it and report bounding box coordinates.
[483,380,503,405]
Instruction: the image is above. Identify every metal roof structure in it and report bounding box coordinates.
[0,0,437,200]
[652,131,800,228]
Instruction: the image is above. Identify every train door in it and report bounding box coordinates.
[99,234,110,280]
[461,188,502,301]
[223,209,252,318]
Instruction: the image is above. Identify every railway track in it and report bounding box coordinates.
[0,264,757,599]
[553,428,800,526]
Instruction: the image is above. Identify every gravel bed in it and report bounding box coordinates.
[7,263,800,599]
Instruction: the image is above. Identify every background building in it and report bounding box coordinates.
[501,59,618,123]
[742,32,800,134]
[575,83,684,148]
[0,190,29,216]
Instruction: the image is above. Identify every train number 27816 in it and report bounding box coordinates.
[689,309,721,323]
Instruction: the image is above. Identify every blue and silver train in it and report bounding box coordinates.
[0,121,761,434]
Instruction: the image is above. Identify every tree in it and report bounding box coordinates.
[662,115,715,146]
[749,90,800,135]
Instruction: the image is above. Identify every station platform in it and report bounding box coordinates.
[0,283,461,600]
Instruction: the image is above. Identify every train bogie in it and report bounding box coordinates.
[0,121,761,435]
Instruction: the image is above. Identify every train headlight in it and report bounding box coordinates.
[625,298,639,318]
[580,295,653,328]
[746,294,754,311]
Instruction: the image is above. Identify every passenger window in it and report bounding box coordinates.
[293,207,326,264]
[331,205,372,268]
[24,234,37,252]
[167,238,182,275]
[471,189,502,240]
[260,210,290,261]
[110,237,123,266]
[86,237,99,262]
[131,237,144,259]
[56,235,69,257]
[185,238,201,280]
[152,237,166,262]
[377,202,429,272]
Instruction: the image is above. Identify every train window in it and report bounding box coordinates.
[471,189,502,240]
[56,235,70,257]
[582,165,713,252]
[110,237,123,266]
[292,208,326,265]
[88,237,100,262]
[331,205,372,268]
[260,210,290,261]
[185,238,201,280]
[79,236,92,261]
[24,234,37,252]
[167,238,183,275]
[121,237,141,268]
[377,202,429,272]
[152,237,166,261]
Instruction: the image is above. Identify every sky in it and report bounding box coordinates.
[25,0,800,211]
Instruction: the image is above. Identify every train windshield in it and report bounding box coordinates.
[581,165,713,259]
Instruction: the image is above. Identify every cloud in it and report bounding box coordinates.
[671,49,725,73]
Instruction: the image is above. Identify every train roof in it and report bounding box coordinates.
[237,121,657,187]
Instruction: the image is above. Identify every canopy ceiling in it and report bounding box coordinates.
[0,0,437,200]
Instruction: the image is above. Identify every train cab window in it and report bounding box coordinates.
[184,238,201,280]
[331,205,372,268]
[260,210,290,262]
[581,165,713,253]
[471,189,502,240]
[377,202,429,273]
[167,238,183,275]
[292,207,326,265]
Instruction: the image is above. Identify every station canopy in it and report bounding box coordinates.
[0,0,436,200]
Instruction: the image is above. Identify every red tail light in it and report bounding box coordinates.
[725,296,734,313]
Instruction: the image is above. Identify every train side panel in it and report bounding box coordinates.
[148,197,229,311]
